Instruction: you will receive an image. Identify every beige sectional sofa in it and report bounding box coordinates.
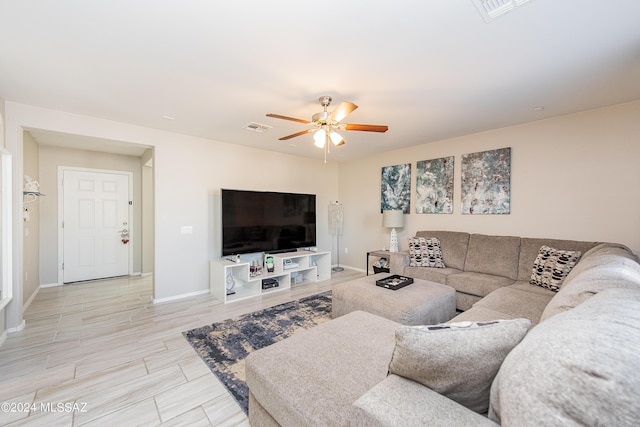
[245,231,640,426]
[392,230,600,315]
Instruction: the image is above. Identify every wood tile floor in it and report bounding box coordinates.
[0,269,364,426]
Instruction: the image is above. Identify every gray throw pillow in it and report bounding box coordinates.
[388,318,531,413]
[530,245,581,291]
[407,236,446,268]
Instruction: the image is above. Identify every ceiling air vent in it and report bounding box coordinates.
[472,0,532,22]
[243,122,272,133]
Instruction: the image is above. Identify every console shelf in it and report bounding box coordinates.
[210,249,331,303]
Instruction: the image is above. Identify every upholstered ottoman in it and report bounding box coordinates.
[332,274,456,325]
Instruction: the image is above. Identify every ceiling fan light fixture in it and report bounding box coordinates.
[329,131,343,146]
[313,129,326,148]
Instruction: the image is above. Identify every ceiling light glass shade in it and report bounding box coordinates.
[329,131,344,146]
[314,129,326,148]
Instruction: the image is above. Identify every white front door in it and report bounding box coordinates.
[62,169,131,283]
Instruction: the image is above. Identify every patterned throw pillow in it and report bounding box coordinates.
[407,237,446,268]
[388,319,531,414]
[530,245,582,291]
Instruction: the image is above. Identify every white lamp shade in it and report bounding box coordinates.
[329,131,344,146]
[382,209,404,228]
[313,129,326,148]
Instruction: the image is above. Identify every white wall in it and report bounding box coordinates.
[22,131,39,305]
[141,150,154,275]
[339,101,640,270]
[0,97,6,337]
[3,102,338,328]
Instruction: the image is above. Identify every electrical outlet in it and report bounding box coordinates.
[344,247,348,254]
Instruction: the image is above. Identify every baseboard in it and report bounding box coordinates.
[40,282,61,288]
[140,272,153,277]
[153,289,209,304]
[8,320,26,334]
[23,286,40,312]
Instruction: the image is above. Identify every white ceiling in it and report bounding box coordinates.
[1,0,640,161]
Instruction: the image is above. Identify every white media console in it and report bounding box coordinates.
[210,249,332,303]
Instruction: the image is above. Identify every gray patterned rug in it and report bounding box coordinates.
[183,291,332,414]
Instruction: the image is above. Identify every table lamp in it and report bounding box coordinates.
[383,209,404,252]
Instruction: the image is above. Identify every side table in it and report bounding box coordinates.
[366,250,390,275]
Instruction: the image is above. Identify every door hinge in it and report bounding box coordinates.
[62,263,64,270]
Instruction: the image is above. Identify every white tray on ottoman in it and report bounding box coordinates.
[332,274,456,325]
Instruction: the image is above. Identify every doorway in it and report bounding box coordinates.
[59,167,133,283]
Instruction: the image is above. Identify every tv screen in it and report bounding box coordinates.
[221,189,317,256]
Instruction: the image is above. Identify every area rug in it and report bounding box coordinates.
[183,291,332,414]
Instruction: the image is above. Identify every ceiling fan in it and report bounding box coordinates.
[266,96,389,149]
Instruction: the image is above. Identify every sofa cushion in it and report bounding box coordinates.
[517,237,597,281]
[449,305,519,323]
[540,244,640,322]
[464,234,521,280]
[446,271,515,298]
[388,318,530,414]
[473,286,555,325]
[408,236,446,268]
[416,230,470,270]
[508,280,560,296]
[490,287,640,426]
[403,266,462,285]
[352,374,499,427]
[529,245,581,291]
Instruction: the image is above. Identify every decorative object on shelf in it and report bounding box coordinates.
[249,259,263,277]
[416,156,454,214]
[329,201,344,272]
[383,209,404,252]
[226,274,236,295]
[461,147,511,214]
[381,163,411,213]
[265,255,274,273]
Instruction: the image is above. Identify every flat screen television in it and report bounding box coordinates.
[221,189,317,256]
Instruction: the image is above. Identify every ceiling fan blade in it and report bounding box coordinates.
[266,113,310,124]
[344,123,389,133]
[329,101,358,122]
[278,129,313,140]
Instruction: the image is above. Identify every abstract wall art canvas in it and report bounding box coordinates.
[381,163,411,213]
[415,156,454,214]
[461,147,511,214]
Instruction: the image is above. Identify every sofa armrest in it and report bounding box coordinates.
[351,374,498,427]
[389,251,409,275]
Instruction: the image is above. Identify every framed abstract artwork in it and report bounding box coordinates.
[461,147,511,214]
[381,163,411,213]
[415,156,454,214]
